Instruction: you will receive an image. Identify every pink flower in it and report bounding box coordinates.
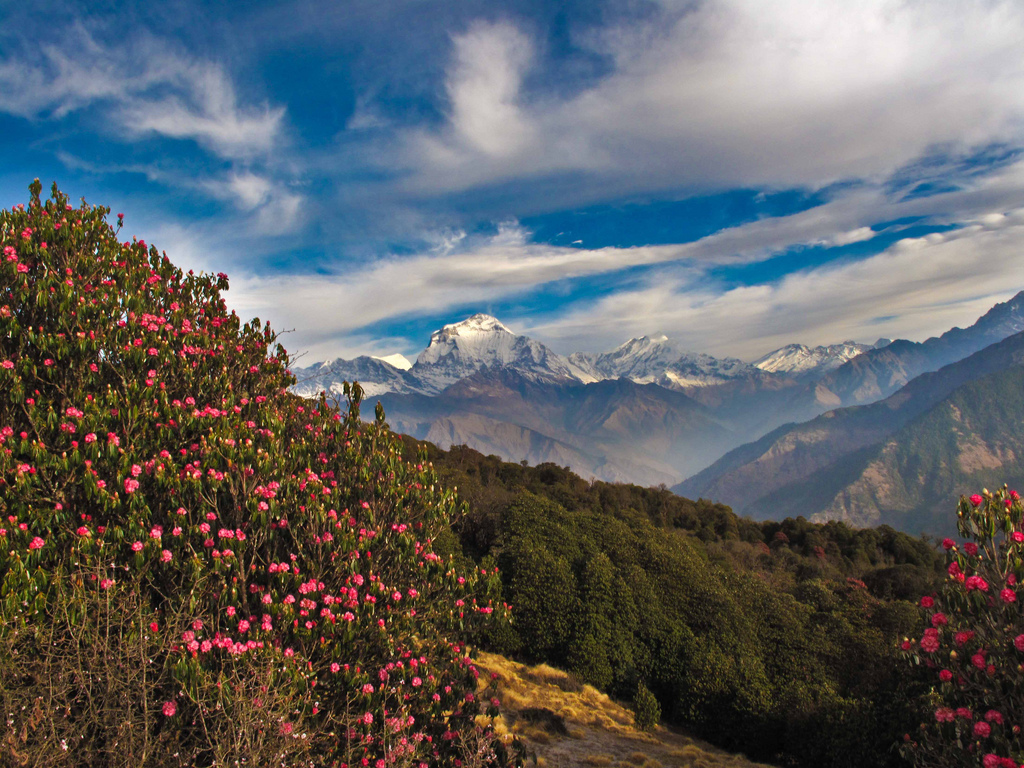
[931,612,947,627]
[920,596,934,608]
[966,575,989,591]
[970,494,984,506]
[964,542,979,556]
[1013,531,1024,543]
[939,669,953,682]
[1014,634,1024,652]
[76,527,90,537]
[362,712,373,725]
[28,536,45,550]
[150,526,162,538]
[920,634,940,653]
[131,541,143,552]
[954,630,975,646]
[1000,588,1016,604]
[100,578,114,589]
[124,477,139,493]
[162,701,177,717]
[130,464,142,477]
[161,550,172,563]
[330,662,340,673]
[1,360,12,369]
[974,721,991,738]
[362,683,374,694]
[84,433,96,443]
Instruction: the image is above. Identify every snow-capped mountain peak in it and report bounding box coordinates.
[373,353,412,370]
[412,314,577,393]
[753,341,872,377]
[569,334,757,389]
[592,334,687,382]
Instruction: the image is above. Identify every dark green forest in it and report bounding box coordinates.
[401,438,944,768]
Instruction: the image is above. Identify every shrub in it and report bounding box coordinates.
[0,181,518,767]
[899,486,1024,768]
[633,683,660,732]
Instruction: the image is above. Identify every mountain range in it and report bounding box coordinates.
[291,312,879,400]
[291,292,1024,533]
[677,330,1024,535]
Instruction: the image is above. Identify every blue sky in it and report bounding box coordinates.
[3,0,1024,363]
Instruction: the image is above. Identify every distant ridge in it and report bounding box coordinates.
[676,329,1024,534]
[753,340,878,377]
[290,292,1024,494]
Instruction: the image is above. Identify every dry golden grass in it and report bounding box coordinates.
[474,651,776,768]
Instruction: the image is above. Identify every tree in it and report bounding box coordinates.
[900,486,1024,768]
[0,181,517,767]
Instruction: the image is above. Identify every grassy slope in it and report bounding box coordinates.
[478,652,775,768]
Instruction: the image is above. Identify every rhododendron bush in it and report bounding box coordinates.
[900,487,1024,768]
[0,181,516,767]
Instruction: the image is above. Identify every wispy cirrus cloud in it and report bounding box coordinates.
[225,159,1024,361]
[0,23,295,225]
[0,26,285,160]
[378,1,1024,201]
[523,207,1024,359]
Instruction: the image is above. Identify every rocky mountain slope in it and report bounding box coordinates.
[676,330,1024,534]
[771,292,1024,425]
[378,368,738,486]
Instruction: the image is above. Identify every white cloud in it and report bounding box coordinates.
[827,227,876,247]
[0,27,285,161]
[200,172,303,234]
[222,167,1024,362]
[443,21,535,158]
[524,208,1024,359]
[117,63,284,160]
[391,1,1024,198]
[0,26,300,235]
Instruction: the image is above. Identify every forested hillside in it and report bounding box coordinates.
[399,438,944,768]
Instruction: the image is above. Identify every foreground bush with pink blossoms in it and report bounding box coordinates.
[0,181,519,767]
[900,486,1024,768]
